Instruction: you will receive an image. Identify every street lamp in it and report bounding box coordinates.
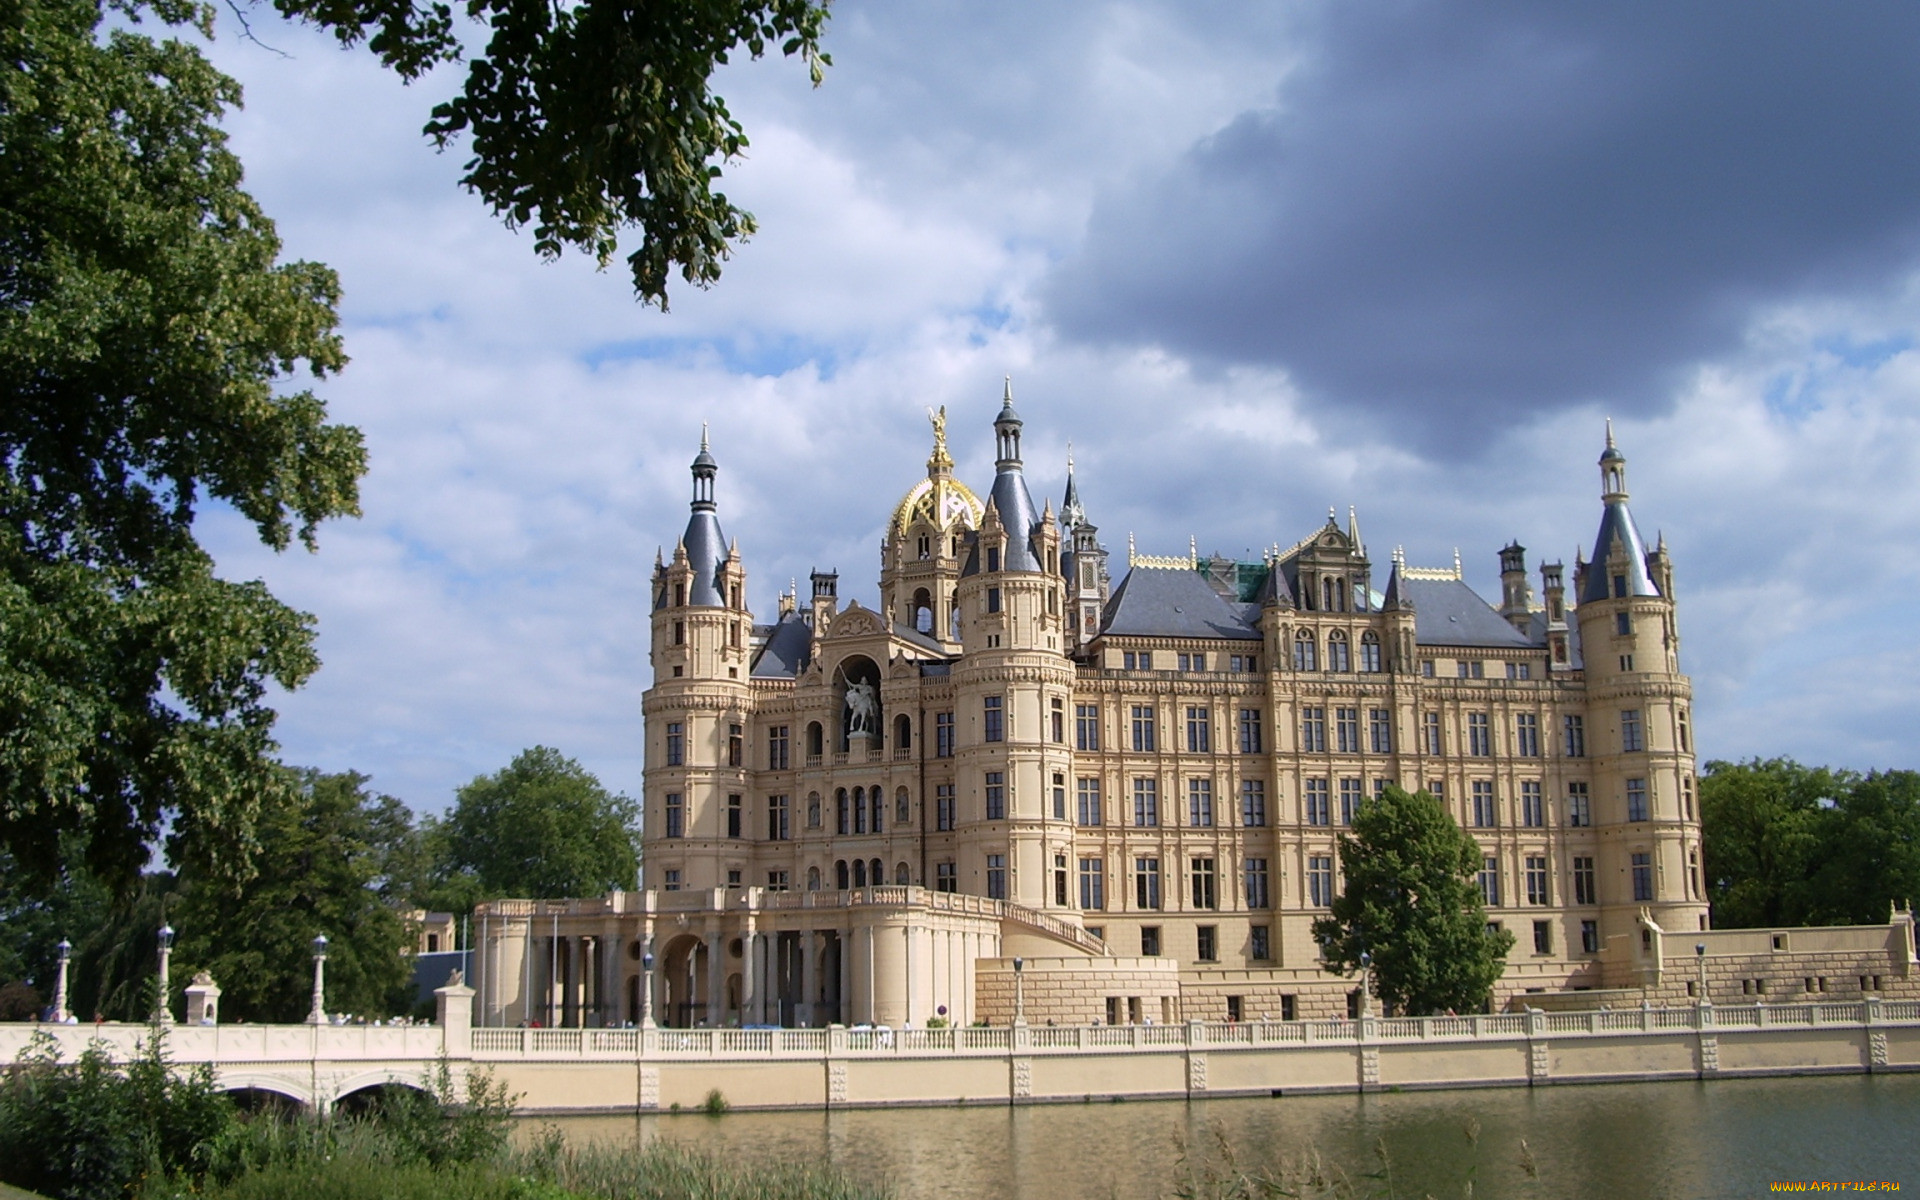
[154,925,175,1025]
[640,950,656,1029]
[308,934,329,1025]
[1695,942,1708,1006]
[1359,950,1373,1019]
[53,938,72,1024]
[1012,956,1026,1027]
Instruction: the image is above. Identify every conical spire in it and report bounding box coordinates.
[986,379,1041,569]
[1581,426,1658,603]
[1347,505,1363,555]
[680,427,728,604]
[1062,442,1085,529]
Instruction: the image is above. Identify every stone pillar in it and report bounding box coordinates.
[706,929,725,1026]
[580,937,597,1028]
[437,974,476,1059]
[800,930,818,1027]
[184,972,221,1025]
[742,916,758,1027]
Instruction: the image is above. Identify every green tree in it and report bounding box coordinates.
[438,746,638,902]
[1312,786,1514,1016]
[1804,769,1920,926]
[1699,758,1845,928]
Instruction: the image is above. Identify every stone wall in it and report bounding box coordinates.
[974,956,1181,1025]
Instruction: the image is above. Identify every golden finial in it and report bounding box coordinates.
[925,404,953,472]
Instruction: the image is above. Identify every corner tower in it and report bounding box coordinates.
[880,407,984,650]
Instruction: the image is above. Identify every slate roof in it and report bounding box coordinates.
[679,508,728,606]
[987,469,1044,571]
[1399,576,1538,648]
[750,612,812,677]
[1101,567,1262,641]
[1581,500,1660,604]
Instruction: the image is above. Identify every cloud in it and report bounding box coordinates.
[1047,2,1920,450]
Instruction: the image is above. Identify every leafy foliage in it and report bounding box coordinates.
[1312,786,1514,1016]
[436,746,639,903]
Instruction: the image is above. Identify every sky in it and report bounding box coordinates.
[192,0,1920,813]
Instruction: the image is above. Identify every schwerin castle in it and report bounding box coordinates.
[465,386,1918,1031]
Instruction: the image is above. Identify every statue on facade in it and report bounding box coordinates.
[845,681,879,737]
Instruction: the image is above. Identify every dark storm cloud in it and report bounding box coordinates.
[1046,1,1920,449]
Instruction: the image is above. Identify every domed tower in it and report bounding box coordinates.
[879,406,984,650]
[645,428,754,890]
[1572,423,1705,969]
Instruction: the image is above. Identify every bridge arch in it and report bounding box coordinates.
[213,1071,315,1111]
[332,1068,436,1114]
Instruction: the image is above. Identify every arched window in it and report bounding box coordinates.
[836,789,849,835]
[808,866,821,892]
[895,786,910,825]
[1360,631,1382,673]
[853,786,867,834]
[895,713,912,750]
[1328,630,1350,673]
[912,587,933,633]
[853,859,867,888]
[950,591,962,641]
[835,860,849,890]
[1293,631,1318,672]
[895,862,910,885]
[871,788,884,834]
[807,792,821,827]
[807,722,824,759]
[870,858,883,885]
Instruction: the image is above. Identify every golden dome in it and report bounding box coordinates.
[891,472,984,536]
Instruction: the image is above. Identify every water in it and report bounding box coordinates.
[532,1074,1918,1198]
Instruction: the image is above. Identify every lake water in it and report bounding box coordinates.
[534,1073,1917,1199]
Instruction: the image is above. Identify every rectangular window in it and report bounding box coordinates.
[1621,709,1643,753]
[1525,855,1549,905]
[1532,920,1552,955]
[986,853,1007,900]
[1179,652,1207,672]
[728,723,743,768]
[1191,857,1218,910]
[935,784,956,831]
[1422,660,1436,678]
[1052,773,1067,821]
[1478,857,1501,907]
[1568,782,1592,827]
[987,547,1000,572]
[1197,925,1218,962]
[1132,778,1159,827]
[1251,925,1271,960]
[1135,857,1162,910]
[1076,777,1102,826]
[1615,611,1632,636]
[666,722,685,766]
[985,771,1006,820]
[1301,707,1327,752]
[1305,778,1330,826]
[1051,698,1065,744]
[871,787,886,834]
[1238,708,1263,754]
[1244,858,1270,909]
[1140,926,1161,957]
[1188,778,1214,827]
[1563,715,1586,758]
[1627,778,1648,822]
[768,726,790,770]
[1516,713,1540,757]
[1335,707,1360,754]
[768,794,790,841]
[1458,660,1472,678]
[1240,779,1267,827]
[1231,654,1259,673]
[1079,858,1105,910]
[1339,777,1362,825]
[986,586,1001,613]
[1467,712,1491,756]
[727,793,742,838]
[1521,781,1543,828]
[1131,705,1156,752]
[1471,780,1496,828]
[1075,704,1101,751]
[1631,851,1654,901]
[1369,708,1393,754]
[1308,856,1334,907]
[935,861,957,893]
[1581,918,1599,954]
[1186,706,1211,753]
[1573,855,1596,905]
[1423,712,1443,756]
[984,696,1004,743]
[936,712,955,757]
[663,868,681,892]
[1054,854,1068,906]
[665,793,684,839]
[1678,709,1692,753]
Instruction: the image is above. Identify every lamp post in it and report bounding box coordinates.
[639,951,656,1029]
[153,925,175,1025]
[1012,956,1026,1026]
[308,934,329,1025]
[1695,942,1708,1007]
[52,938,73,1024]
[1359,950,1373,1019]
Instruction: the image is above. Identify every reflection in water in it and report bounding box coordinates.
[529,1075,1919,1199]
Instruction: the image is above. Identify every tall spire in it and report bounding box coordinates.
[987,377,1040,569]
[1062,442,1086,529]
[1347,505,1363,555]
[680,428,727,603]
[1581,426,1659,603]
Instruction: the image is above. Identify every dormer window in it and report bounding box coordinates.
[987,546,1001,572]
[674,582,686,607]
[917,534,931,560]
[1612,574,1627,598]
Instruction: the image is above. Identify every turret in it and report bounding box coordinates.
[1498,541,1534,632]
[1060,446,1110,650]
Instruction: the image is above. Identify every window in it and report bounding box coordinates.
[1240,779,1267,827]
[1197,925,1218,961]
[1052,773,1067,821]
[1631,851,1654,901]
[1581,919,1599,954]
[1678,709,1691,753]
[984,697,1004,743]
[1188,778,1214,827]
[935,861,957,893]
[1339,777,1362,825]
[1467,712,1491,756]
[1230,654,1259,672]
[1328,631,1350,673]
[1335,707,1360,754]
[1533,920,1552,955]
[727,793,743,838]
[1046,698,1065,745]
[1516,713,1539,757]
[1305,778,1330,826]
[1525,856,1549,905]
[1472,780,1496,828]
[1132,778,1159,827]
[1368,708,1392,754]
[1612,573,1627,598]
[871,788,884,834]
[1227,995,1243,1021]
[727,723,743,767]
[672,620,685,645]
[763,870,789,893]
[852,786,867,834]
[985,772,1006,820]
[836,788,850,835]
[1077,778,1102,826]
[1422,660,1436,678]
[1621,709,1643,753]
[897,787,911,825]
[986,853,1007,899]
[1293,632,1318,671]
[1075,704,1101,750]
[1615,611,1632,636]
[1135,857,1162,909]
[768,794,790,841]
[1478,857,1501,906]
[1360,632,1382,673]
[665,793,684,838]
[1457,660,1471,678]
[1140,926,1161,956]
[1308,856,1334,907]
[808,792,821,828]
[1563,715,1586,758]
[986,586,1001,613]
[1079,857,1105,909]
[1179,652,1206,672]
[665,722,684,766]
[935,784,955,831]
[1186,706,1211,753]
[1191,858,1217,910]
[1244,858,1270,909]
[935,712,955,757]
[663,868,681,891]
[1573,856,1596,905]
[768,726,790,770]
[1131,705,1156,752]
[1626,778,1648,822]
[1123,650,1156,670]
[1301,707,1327,752]
[1054,854,1069,906]
[987,546,1001,572]
[1521,781,1543,828]
[1238,708,1263,754]
[1568,782,1591,827]
[1251,925,1272,960]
